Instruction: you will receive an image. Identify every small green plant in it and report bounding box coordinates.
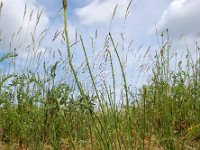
[0,1,199,150]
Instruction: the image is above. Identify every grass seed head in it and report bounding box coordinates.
[63,0,67,9]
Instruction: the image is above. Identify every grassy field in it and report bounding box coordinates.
[0,0,200,149]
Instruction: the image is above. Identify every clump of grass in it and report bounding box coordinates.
[0,0,200,150]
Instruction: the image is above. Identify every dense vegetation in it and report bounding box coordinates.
[0,0,200,149]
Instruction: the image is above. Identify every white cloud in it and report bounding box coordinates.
[75,0,130,25]
[157,0,200,37]
[155,0,200,64]
[0,0,49,50]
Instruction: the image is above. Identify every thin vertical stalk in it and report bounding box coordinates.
[62,1,83,149]
[80,35,111,149]
[109,33,129,109]
[63,1,109,149]
[142,86,147,150]
[107,50,116,106]
[63,0,84,97]
[79,36,101,107]
[109,32,131,149]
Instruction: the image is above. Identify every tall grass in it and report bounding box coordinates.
[0,0,200,150]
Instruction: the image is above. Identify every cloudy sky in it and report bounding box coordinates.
[0,0,200,88]
[2,0,199,48]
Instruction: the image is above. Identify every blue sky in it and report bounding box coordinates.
[1,0,199,51]
[0,0,200,91]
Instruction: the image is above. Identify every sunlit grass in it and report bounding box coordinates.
[0,0,200,149]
